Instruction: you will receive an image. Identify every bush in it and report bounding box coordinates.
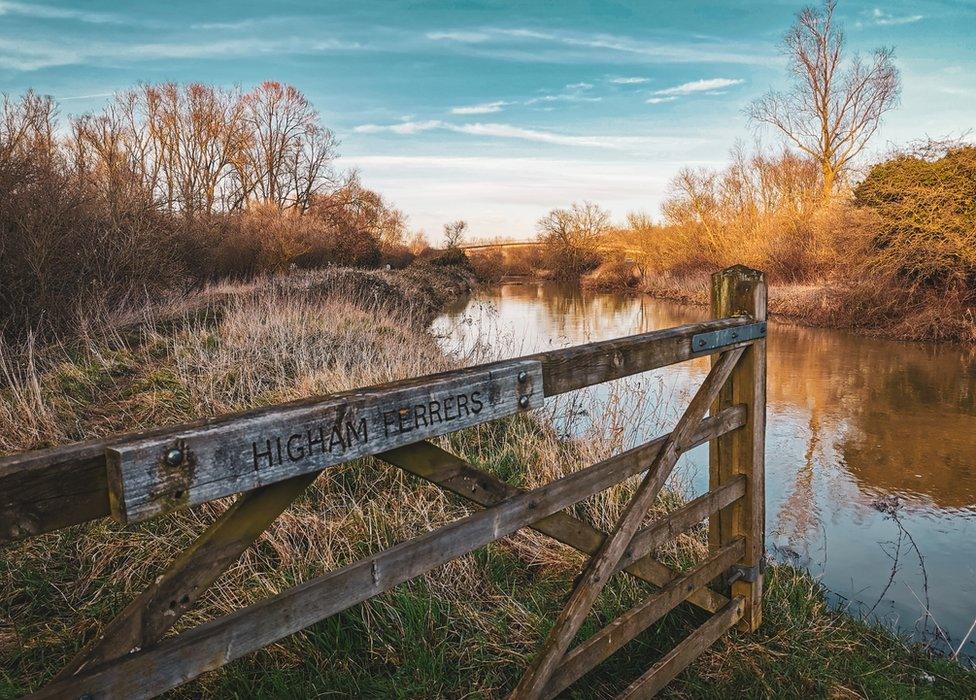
[426,247,472,269]
[583,257,642,290]
[378,244,415,270]
[854,142,976,291]
[468,250,505,283]
[0,151,185,341]
[650,147,826,282]
[0,87,410,342]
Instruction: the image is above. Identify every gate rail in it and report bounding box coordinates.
[1,265,767,699]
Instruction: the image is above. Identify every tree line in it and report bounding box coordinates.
[0,81,442,341]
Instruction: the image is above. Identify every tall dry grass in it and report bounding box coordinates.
[0,263,704,696]
[2,266,973,696]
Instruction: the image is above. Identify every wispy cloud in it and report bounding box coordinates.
[610,76,649,84]
[523,81,601,106]
[456,83,601,114]
[426,30,490,43]
[0,35,364,71]
[645,96,677,104]
[867,8,924,26]
[354,119,683,150]
[190,18,284,31]
[524,93,601,106]
[57,92,115,101]
[355,120,444,135]
[426,26,768,65]
[451,101,511,115]
[0,0,125,24]
[653,77,744,96]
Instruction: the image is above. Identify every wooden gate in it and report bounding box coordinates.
[1,265,767,699]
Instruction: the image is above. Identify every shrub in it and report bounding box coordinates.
[0,143,185,341]
[468,250,506,283]
[0,87,412,341]
[653,146,826,282]
[378,244,415,270]
[427,247,471,269]
[854,142,976,291]
[583,256,642,290]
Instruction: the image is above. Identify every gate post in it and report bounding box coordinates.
[709,265,766,631]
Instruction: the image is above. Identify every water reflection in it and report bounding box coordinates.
[434,282,976,661]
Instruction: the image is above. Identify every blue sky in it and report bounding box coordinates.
[1,1,974,241]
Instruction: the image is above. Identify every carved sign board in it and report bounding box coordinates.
[106,359,544,523]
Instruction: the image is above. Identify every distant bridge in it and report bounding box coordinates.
[461,240,644,262]
[460,241,543,252]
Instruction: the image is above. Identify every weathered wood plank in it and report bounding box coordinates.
[30,411,741,700]
[511,347,746,699]
[543,538,745,698]
[0,316,755,543]
[615,596,745,699]
[610,477,746,579]
[709,265,767,632]
[54,470,319,680]
[0,443,108,542]
[58,421,742,683]
[380,437,746,616]
[107,359,543,523]
[537,316,751,396]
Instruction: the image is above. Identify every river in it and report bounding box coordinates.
[433,281,976,662]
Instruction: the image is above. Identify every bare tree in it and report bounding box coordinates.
[69,84,248,217]
[443,219,467,248]
[406,229,430,255]
[748,0,900,198]
[234,81,338,212]
[536,201,609,278]
[1,90,57,162]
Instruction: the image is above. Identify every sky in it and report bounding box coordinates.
[1,1,974,242]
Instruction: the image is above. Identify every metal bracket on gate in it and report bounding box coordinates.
[691,321,766,354]
[728,557,766,585]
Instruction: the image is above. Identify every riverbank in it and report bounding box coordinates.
[1,262,974,697]
[578,268,976,344]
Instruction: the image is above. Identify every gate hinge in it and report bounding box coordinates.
[728,557,765,584]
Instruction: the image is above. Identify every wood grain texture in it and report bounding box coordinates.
[544,539,745,698]
[54,470,319,680]
[511,347,746,699]
[1,316,754,543]
[616,596,746,700]
[709,265,767,632]
[107,360,543,523]
[381,437,746,617]
[537,316,751,396]
[611,477,746,579]
[31,411,743,700]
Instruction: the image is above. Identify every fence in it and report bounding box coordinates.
[1,265,767,699]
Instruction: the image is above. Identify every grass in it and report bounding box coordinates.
[1,263,974,698]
